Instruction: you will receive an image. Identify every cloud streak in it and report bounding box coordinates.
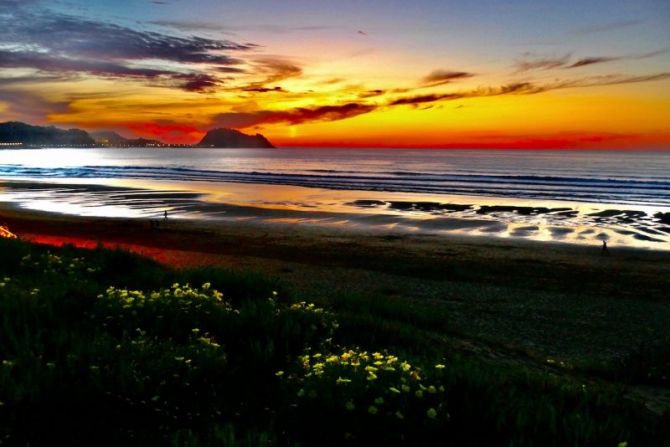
[389,73,670,106]
[565,57,620,68]
[516,49,668,72]
[0,6,255,92]
[212,103,376,128]
[421,70,474,87]
[514,53,572,71]
[0,50,221,92]
[234,58,303,93]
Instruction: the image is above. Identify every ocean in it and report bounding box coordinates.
[1,148,669,248]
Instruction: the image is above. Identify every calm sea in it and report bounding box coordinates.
[1,148,669,248]
[0,148,669,206]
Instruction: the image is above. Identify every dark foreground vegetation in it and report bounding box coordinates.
[0,238,668,446]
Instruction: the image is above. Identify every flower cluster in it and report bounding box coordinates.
[19,252,99,275]
[286,348,449,425]
[99,283,234,312]
[289,301,326,314]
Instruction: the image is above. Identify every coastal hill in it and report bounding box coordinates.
[0,121,94,146]
[197,128,275,148]
[0,121,276,148]
[90,130,162,147]
[90,130,128,145]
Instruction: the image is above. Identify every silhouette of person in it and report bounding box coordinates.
[164,210,168,221]
[601,240,609,256]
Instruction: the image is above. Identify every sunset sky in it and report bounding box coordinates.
[1,0,669,148]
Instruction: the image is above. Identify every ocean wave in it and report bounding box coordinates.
[1,164,670,206]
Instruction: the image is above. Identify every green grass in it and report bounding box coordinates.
[0,238,668,446]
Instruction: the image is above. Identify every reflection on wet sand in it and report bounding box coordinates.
[0,179,669,250]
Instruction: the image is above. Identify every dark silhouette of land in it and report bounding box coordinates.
[0,121,276,148]
[197,128,275,148]
[0,121,94,146]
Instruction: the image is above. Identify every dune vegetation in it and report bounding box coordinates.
[0,237,668,446]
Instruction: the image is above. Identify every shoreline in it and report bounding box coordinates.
[3,201,670,409]
[2,178,670,251]
[2,203,670,300]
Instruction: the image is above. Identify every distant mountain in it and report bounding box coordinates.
[0,121,275,149]
[90,130,128,145]
[197,128,275,148]
[126,137,163,147]
[0,121,94,146]
[91,130,162,147]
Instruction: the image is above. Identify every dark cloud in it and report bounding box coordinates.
[0,6,255,92]
[147,20,229,32]
[389,74,670,106]
[358,89,385,98]
[0,49,220,92]
[2,13,253,64]
[514,53,571,71]
[241,86,286,93]
[566,57,620,68]
[421,70,474,86]
[212,103,376,128]
[235,58,303,92]
[171,73,220,92]
[516,48,668,71]
[555,73,670,88]
[0,50,172,79]
[390,82,541,106]
[253,58,302,83]
[389,93,464,106]
[216,66,247,74]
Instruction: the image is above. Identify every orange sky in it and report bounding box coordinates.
[1,0,669,148]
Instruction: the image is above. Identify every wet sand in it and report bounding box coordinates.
[2,179,670,249]
[3,202,670,383]
[2,203,670,302]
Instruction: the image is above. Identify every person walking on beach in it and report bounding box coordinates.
[164,210,168,221]
[601,240,609,256]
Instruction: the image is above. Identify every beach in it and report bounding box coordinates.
[2,148,670,419]
[3,202,670,370]
[1,148,669,251]
[3,154,670,442]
